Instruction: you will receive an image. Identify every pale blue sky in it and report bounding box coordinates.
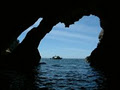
[18,15,101,59]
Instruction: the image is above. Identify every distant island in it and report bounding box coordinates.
[52,55,62,59]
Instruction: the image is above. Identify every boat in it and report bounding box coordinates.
[52,55,62,59]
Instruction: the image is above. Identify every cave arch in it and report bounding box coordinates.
[39,15,102,59]
[1,5,119,89]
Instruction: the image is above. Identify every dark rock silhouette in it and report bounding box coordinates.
[12,18,59,68]
[0,1,119,89]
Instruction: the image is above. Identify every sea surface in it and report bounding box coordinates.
[0,58,107,90]
[38,58,107,90]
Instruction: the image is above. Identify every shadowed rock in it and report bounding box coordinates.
[0,2,119,89]
[11,18,59,68]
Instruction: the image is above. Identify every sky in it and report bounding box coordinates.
[18,15,101,59]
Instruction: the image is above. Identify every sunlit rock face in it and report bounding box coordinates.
[0,2,119,89]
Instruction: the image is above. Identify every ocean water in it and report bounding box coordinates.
[0,58,107,90]
[37,58,107,90]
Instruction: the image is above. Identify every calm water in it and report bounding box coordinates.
[37,58,107,90]
[0,58,107,90]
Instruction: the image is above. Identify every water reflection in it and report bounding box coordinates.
[37,59,108,90]
[0,59,108,90]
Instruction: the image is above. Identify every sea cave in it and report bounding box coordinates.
[1,2,119,89]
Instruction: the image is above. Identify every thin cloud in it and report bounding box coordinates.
[61,47,91,52]
[45,35,82,44]
[53,23,101,36]
[44,34,98,46]
[69,24,101,34]
[47,30,97,41]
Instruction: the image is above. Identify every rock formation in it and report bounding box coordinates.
[1,1,119,89]
[12,18,59,67]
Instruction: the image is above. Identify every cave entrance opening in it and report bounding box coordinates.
[39,15,102,59]
[17,18,43,43]
[17,15,101,59]
[37,15,105,89]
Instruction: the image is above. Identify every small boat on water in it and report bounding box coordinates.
[52,55,62,59]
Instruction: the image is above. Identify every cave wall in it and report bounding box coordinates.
[1,1,119,88]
